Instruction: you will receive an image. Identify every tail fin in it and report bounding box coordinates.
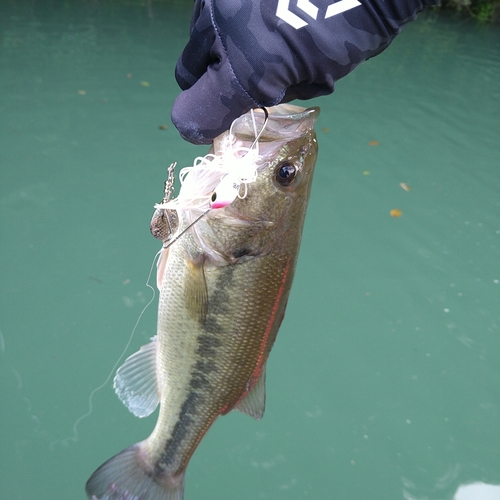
[86,442,185,500]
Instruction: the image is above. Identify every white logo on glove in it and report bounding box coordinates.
[276,0,361,29]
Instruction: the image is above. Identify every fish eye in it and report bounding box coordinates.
[274,162,297,187]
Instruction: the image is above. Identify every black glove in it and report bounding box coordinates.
[172,0,436,144]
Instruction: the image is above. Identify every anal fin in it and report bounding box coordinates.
[234,367,266,420]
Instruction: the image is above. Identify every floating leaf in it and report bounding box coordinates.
[368,140,380,146]
[140,81,150,87]
[400,182,411,191]
[390,209,403,217]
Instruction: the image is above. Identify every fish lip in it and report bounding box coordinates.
[208,204,275,227]
[231,105,320,143]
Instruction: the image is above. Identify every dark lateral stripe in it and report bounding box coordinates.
[196,333,222,357]
[158,391,200,469]
[157,265,237,471]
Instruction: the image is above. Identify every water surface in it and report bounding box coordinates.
[1,2,499,500]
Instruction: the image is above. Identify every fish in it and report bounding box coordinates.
[85,103,320,500]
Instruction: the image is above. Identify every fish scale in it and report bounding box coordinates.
[86,104,319,500]
[150,250,290,473]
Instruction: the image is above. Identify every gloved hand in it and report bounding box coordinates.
[171,0,435,145]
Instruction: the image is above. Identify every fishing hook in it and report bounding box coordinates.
[249,106,269,151]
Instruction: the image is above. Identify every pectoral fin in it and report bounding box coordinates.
[113,336,160,418]
[183,257,208,323]
[234,367,266,420]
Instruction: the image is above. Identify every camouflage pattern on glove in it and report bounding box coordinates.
[172,0,437,144]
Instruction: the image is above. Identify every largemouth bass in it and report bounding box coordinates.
[86,103,319,500]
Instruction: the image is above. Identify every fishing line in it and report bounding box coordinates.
[0,330,45,439]
[55,213,210,448]
[52,118,262,450]
[160,208,211,252]
[230,106,268,202]
[51,250,161,449]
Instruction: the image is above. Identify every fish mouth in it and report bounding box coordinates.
[230,105,320,143]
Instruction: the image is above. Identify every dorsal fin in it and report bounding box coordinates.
[113,336,160,418]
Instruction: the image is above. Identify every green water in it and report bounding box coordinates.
[1,2,499,499]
